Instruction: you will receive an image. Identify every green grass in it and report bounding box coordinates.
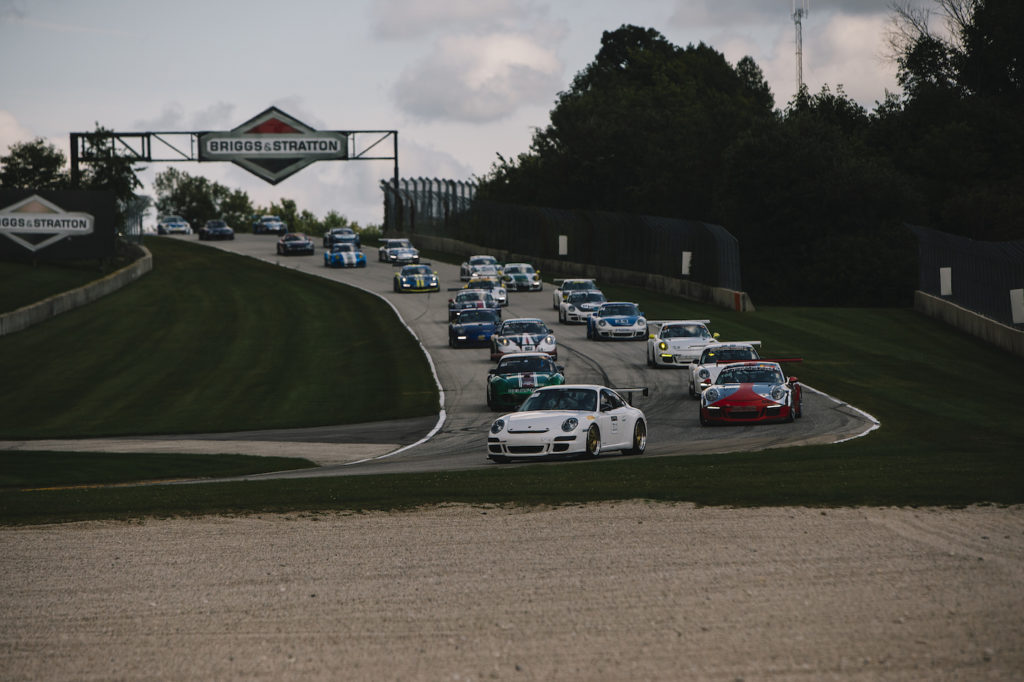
[1,451,317,489]
[1,240,1022,524]
[0,238,438,438]
[0,258,112,312]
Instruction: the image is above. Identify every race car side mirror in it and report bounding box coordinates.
[556,365,565,372]
[789,376,799,384]
[488,369,497,375]
[648,334,655,339]
[713,332,721,339]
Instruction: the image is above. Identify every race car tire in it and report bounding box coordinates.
[688,380,698,399]
[625,419,646,455]
[795,394,803,418]
[582,425,601,458]
[647,349,654,367]
[699,409,709,427]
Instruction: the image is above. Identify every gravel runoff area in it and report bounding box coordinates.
[2,502,1022,681]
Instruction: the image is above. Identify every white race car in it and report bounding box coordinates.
[490,318,557,361]
[464,277,508,306]
[551,278,598,309]
[378,238,419,264]
[687,341,762,397]
[502,262,543,291]
[646,320,719,367]
[487,384,648,462]
[558,289,606,324]
[460,255,501,281]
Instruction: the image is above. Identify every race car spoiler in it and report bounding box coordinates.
[615,386,649,405]
[648,319,711,329]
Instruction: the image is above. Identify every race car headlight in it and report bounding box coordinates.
[658,341,667,350]
[544,335,555,345]
[771,386,786,401]
[599,320,608,327]
[567,305,576,312]
[561,417,579,432]
[705,388,720,403]
[498,337,511,346]
[637,317,646,326]
[698,368,710,379]
[490,419,505,434]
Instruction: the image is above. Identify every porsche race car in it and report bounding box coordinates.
[449,308,501,348]
[276,232,314,255]
[487,384,648,462]
[501,263,542,291]
[460,255,501,281]
[699,361,802,425]
[558,289,606,324]
[586,302,647,340]
[486,352,565,411]
[463,277,508,306]
[490,318,557,361]
[323,227,360,248]
[378,238,419,265]
[324,243,367,268]
[687,342,761,397]
[448,289,499,322]
[393,263,440,292]
[552,278,598,309]
[197,219,234,240]
[646,320,719,366]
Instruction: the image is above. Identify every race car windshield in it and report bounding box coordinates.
[497,356,553,374]
[501,321,546,334]
[506,265,533,274]
[457,291,490,302]
[569,292,604,303]
[389,240,411,248]
[599,304,639,317]
[457,310,496,323]
[521,388,597,412]
[705,348,757,363]
[662,324,708,339]
[207,220,226,227]
[404,265,432,275]
[563,281,595,291]
[718,368,784,384]
[470,256,497,266]
[332,244,355,252]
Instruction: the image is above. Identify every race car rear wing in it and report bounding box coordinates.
[614,387,649,406]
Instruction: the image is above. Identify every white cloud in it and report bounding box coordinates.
[0,110,35,154]
[370,0,544,39]
[393,33,562,122]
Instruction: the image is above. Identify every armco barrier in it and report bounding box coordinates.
[404,233,755,312]
[0,246,153,337]
[915,290,1024,358]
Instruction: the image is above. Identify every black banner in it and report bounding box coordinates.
[0,189,116,261]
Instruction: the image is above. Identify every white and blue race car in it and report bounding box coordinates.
[586,302,648,340]
[324,243,367,268]
[645,320,719,367]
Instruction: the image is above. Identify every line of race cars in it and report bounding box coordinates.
[261,234,804,463]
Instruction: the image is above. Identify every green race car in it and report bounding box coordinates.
[486,352,565,411]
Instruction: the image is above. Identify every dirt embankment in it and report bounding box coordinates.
[2,502,1022,681]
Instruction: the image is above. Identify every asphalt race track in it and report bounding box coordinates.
[134,233,872,478]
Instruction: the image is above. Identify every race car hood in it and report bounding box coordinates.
[663,338,710,351]
[504,411,586,433]
[705,383,784,406]
[500,333,549,346]
[490,372,556,389]
[452,321,496,333]
[598,315,642,326]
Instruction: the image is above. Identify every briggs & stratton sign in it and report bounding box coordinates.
[198,107,349,184]
[0,190,115,261]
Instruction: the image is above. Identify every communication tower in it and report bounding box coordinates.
[793,0,809,92]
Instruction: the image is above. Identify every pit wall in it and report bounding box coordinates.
[404,233,755,312]
[915,290,1024,358]
[0,246,153,337]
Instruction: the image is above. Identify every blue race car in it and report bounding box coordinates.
[393,263,440,292]
[448,308,500,348]
[324,243,367,268]
[586,301,648,340]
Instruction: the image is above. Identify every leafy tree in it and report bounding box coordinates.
[0,138,69,189]
[75,125,145,231]
[153,168,253,230]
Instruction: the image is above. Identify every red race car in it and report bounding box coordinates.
[699,361,802,425]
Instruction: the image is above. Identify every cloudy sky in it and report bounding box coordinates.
[1,0,929,227]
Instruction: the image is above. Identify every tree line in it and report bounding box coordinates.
[0,131,378,241]
[475,1,1023,305]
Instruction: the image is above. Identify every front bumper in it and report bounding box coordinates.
[701,403,793,424]
[487,432,582,458]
